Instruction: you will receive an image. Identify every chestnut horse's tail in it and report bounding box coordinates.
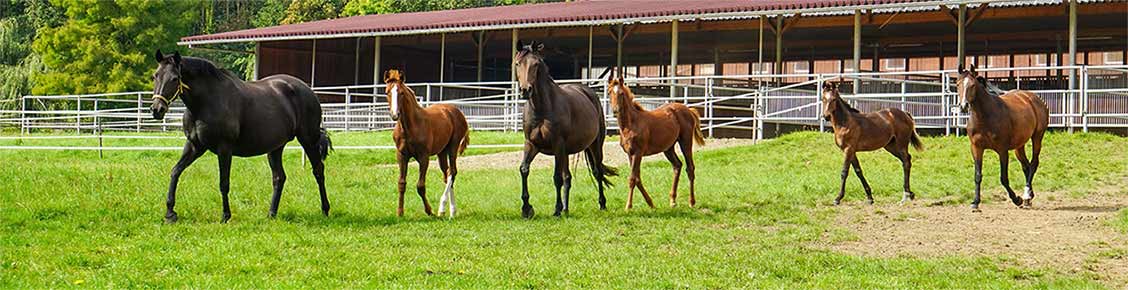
[905,112,924,152]
[689,108,706,145]
[457,131,470,156]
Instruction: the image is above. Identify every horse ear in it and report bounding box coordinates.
[968,63,978,76]
[516,40,525,52]
[535,42,545,52]
[155,49,164,62]
[172,51,182,65]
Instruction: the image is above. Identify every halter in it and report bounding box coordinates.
[152,80,190,104]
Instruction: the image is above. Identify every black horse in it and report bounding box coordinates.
[150,50,332,223]
[513,41,618,218]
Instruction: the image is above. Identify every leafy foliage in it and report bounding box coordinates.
[31,0,199,94]
[341,0,547,16]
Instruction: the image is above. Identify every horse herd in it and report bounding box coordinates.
[147,41,1048,223]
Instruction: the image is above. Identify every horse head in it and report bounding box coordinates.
[821,81,842,121]
[956,63,982,113]
[151,49,187,120]
[383,69,412,121]
[606,69,633,116]
[513,40,546,96]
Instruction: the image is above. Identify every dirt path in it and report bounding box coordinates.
[823,182,1128,287]
[381,138,760,170]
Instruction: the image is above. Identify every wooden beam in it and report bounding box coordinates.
[965,4,989,27]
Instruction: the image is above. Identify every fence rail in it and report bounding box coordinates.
[3,65,1126,150]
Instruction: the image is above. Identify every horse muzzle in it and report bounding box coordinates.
[389,113,399,121]
[151,99,168,120]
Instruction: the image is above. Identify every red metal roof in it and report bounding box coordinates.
[180,0,932,44]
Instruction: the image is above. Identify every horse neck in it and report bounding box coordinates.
[968,86,1005,121]
[614,93,642,127]
[178,72,233,114]
[397,86,426,131]
[526,72,558,117]
[829,99,855,128]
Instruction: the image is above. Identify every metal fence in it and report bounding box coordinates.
[3,65,1126,144]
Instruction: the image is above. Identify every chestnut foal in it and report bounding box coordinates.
[384,70,470,218]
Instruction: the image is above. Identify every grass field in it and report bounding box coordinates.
[1,130,1126,288]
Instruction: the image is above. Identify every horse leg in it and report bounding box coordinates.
[589,142,609,210]
[437,153,450,217]
[971,147,984,212]
[663,147,683,207]
[446,152,459,217]
[552,149,571,217]
[1027,133,1045,207]
[267,148,287,218]
[834,150,853,205]
[396,152,408,217]
[416,156,434,216]
[886,146,914,204]
[300,141,330,216]
[519,143,538,219]
[1015,146,1033,208]
[998,150,1022,207]
[679,140,697,207]
[165,142,204,223]
[630,153,656,209]
[850,157,874,205]
[217,151,233,223]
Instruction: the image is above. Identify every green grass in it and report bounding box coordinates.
[1,131,1125,288]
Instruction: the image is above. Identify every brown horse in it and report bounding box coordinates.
[514,41,618,218]
[822,81,923,205]
[606,72,704,209]
[956,64,1049,211]
[384,70,470,218]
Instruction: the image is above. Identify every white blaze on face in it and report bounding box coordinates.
[389,84,400,115]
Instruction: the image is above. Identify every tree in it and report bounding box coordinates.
[340,0,547,17]
[31,0,199,95]
[281,0,344,24]
[0,0,61,109]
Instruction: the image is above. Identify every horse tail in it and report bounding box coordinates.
[457,131,470,156]
[904,111,924,152]
[584,150,619,188]
[689,108,706,145]
[318,128,333,160]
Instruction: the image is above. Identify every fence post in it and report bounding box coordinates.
[93,99,99,132]
[1082,66,1089,132]
[900,81,907,112]
[817,75,825,132]
[136,93,143,132]
[20,95,26,135]
[942,73,950,136]
[706,78,714,138]
[75,95,81,134]
[345,87,351,131]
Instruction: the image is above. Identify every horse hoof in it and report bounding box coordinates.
[833,199,842,206]
[321,205,330,216]
[670,202,677,208]
[164,212,179,223]
[866,199,875,205]
[221,214,231,223]
[521,205,535,219]
[1010,198,1023,207]
[970,204,981,213]
[1022,199,1033,209]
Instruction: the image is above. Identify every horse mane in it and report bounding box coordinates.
[179,57,242,81]
[837,98,860,113]
[977,76,1008,96]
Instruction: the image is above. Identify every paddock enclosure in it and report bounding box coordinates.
[3,0,1128,143]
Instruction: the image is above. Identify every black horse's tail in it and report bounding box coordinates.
[583,150,619,188]
[318,128,333,160]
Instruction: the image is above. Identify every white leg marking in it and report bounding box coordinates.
[444,175,456,217]
[1023,186,1033,200]
[900,191,912,204]
[437,175,449,216]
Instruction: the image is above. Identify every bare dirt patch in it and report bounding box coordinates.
[824,182,1128,287]
[383,138,760,170]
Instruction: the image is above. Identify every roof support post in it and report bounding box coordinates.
[852,9,861,95]
[670,20,679,98]
[957,4,966,66]
[474,31,486,82]
[616,23,625,68]
[775,15,783,79]
[253,42,260,81]
[373,36,381,85]
[587,26,593,79]
[310,39,317,87]
[354,38,361,85]
[1068,0,1077,131]
[511,29,518,82]
[440,33,446,83]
